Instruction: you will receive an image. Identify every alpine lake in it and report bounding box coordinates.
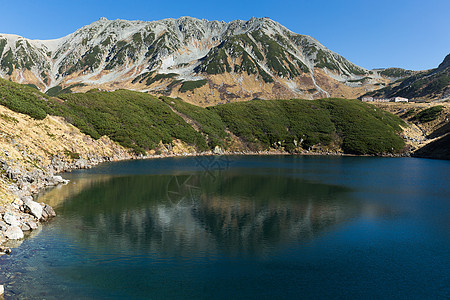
[0,155,449,299]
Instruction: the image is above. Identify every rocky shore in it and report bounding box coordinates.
[0,152,136,254]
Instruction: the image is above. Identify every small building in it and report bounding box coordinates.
[362,96,374,102]
[392,97,409,103]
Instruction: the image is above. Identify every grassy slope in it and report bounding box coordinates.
[0,78,406,155]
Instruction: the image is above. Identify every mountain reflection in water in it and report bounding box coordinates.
[39,172,366,257]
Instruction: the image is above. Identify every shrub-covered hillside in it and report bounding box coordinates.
[0,78,406,155]
[211,99,405,154]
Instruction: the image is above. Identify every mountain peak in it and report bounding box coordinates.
[438,53,450,70]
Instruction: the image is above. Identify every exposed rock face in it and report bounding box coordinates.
[0,17,387,102]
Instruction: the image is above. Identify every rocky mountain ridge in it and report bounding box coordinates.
[0,17,389,104]
[364,54,450,101]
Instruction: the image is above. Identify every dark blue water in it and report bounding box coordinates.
[1,156,449,299]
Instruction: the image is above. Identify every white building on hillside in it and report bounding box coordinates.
[392,97,409,102]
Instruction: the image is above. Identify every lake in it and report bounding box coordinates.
[1,155,449,299]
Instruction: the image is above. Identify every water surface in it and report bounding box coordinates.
[1,156,449,299]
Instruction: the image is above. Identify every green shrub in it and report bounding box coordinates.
[161,96,228,148]
[179,80,207,93]
[0,78,50,119]
[413,106,444,123]
[58,90,208,153]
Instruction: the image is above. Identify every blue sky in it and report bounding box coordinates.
[1,0,448,70]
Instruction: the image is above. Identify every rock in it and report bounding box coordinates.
[5,167,20,180]
[213,145,224,155]
[13,198,23,206]
[21,223,31,231]
[74,158,89,169]
[41,209,48,221]
[21,195,33,203]
[42,204,56,219]
[23,198,43,220]
[5,226,24,240]
[0,220,8,231]
[0,246,11,255]
[47,175,69,186]
[3,213,19,227]
[26,221,39,230]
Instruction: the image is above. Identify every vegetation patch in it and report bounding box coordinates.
[179,80,208,93]
[211,98,404,154]
[132,71,155,84]
[0,78,50,119]
[380,68,413,78]
[145,73,178,86]
[195,48,231,74]
[56,90,207,153]
[413,106,444,123]
[161,97,228,148]
[45,83,86,97]
[0,113,18,123]
[25,84,39,90]
[64,150,80,160]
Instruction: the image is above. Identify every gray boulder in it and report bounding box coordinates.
[27,220,39,230]
[47,175,69,186]
[0,220,8,231]
[21,223,31,231]
[23,198,43,220]
[3,213,19,227]
[5,226,24,240]
[41,204,56,221]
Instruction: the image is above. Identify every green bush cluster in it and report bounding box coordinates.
[212,98,404,154]
[380,68,413,78]
[320,99,404,154]
[45,83,85,97]
[0,78,50,119]
[57,90,207,153]
[160,96,228,148]
[413,106,444,123]
[179,80,207,93]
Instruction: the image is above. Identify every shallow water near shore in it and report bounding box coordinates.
[1,155,449,299]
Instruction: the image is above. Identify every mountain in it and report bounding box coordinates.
[364,54,450,101]
[0,17,388,105]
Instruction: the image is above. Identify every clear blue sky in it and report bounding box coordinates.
[1,0,449,70]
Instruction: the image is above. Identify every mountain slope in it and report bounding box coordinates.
[364,54,450,101]
[0,77,406,155]
[0,17,386,104]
